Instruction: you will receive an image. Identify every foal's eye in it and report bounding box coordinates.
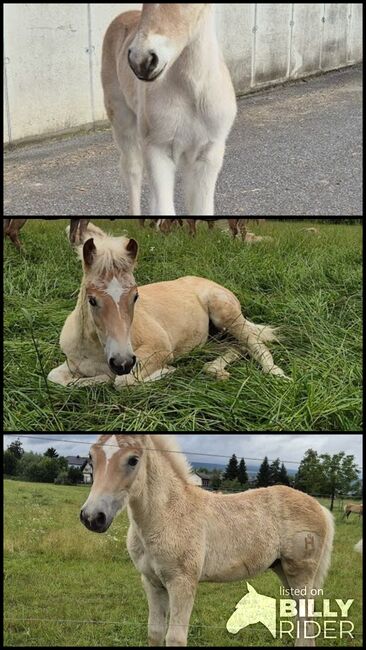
[128,456,139,467]
[89,297,97,307]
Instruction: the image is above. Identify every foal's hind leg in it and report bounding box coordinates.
[204,347,242,380]
[208,289,287,377]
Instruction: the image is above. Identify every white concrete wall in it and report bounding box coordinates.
[4,3,363,144]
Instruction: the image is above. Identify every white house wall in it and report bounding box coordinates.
[4,3,363,144]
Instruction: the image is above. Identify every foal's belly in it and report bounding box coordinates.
[135,280,211,356]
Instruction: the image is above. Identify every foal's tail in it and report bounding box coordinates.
[244,319,281,344]
[313,507,335,591]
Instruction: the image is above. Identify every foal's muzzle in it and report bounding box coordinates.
[109,355,136,376]
[128,48,162,82]
[80,509,110,534]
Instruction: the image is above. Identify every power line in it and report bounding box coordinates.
[7,435,363,470]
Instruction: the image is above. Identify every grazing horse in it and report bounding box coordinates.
[80,434,334,647]
[3,219,27,249]
[47,222,288,387]
[4,218,94,249]
[102,4,237,215]
[186,218,247,239]
[343,503,363,520]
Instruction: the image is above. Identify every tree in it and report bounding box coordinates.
[8,439,24,460]
[238,459,248,486]
[67,467,84,484]
[221,479,243,492]
[211,469,222,491]
[224,454,239,481]
[44,448,59,458]
[17,452,68,484]
[279,463,291,487]
[294,450,322,494]
[270,458,282,485]
[318,453,360,511]
[256,457,272,488]
[4,450,18,476]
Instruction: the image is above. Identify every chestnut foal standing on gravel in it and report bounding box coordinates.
[102,4,237,215]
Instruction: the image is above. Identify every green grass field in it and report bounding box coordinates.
[4,219,362,431]
[4,480,363,647]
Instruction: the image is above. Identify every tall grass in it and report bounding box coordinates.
[3,219,362,431]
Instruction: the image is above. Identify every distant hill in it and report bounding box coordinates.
[191,461,298,477]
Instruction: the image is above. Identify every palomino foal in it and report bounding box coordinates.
[102,4,237,215]
[47,223,288,388]
[81,435,334,647]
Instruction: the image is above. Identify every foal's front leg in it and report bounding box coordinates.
[165,577,197,646]
[115,345,175,390]
[142,576,169,647]
[184,142,225,215]
[47,362,113,387]
[146,145,176,216]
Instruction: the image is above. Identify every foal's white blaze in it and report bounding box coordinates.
[103,434,119,464]
[106,277,126,306]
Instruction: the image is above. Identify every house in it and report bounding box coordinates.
[194,472,212,489]
[66,456,93,484]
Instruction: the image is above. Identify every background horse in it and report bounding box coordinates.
[81,434,334,647]
[343,503,363,520]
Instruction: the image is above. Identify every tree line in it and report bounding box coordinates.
[201,449,361,511]
[4,440,362,512]
[3,440,84,485]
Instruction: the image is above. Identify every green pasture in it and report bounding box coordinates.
[4,480,363,646]
[3,219,362,431]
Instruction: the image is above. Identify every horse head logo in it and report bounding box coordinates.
[227,583,277,638]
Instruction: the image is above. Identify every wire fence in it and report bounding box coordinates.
[4,618,363,635]
[7,434,364,471]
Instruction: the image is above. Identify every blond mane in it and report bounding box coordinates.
[152,435,194,484]
[74,223,135,278]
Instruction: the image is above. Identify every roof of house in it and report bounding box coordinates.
[195,472,211,481]
[66,456,88,468]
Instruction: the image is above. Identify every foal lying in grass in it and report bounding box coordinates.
[48,223,288,388]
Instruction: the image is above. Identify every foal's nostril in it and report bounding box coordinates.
[148,51,159,73]
[96,512,106,528]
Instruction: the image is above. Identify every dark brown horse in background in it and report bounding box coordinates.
[3,218,118,249]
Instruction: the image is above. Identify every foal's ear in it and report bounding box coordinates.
[126,238,138,263]
[83,238,97,267]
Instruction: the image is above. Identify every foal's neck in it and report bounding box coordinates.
[176,7,220,89]
[128,450,187,533]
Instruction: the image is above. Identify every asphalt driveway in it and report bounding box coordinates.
[4,65,362,216]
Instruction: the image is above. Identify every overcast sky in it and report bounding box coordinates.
[3,434,363,468]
